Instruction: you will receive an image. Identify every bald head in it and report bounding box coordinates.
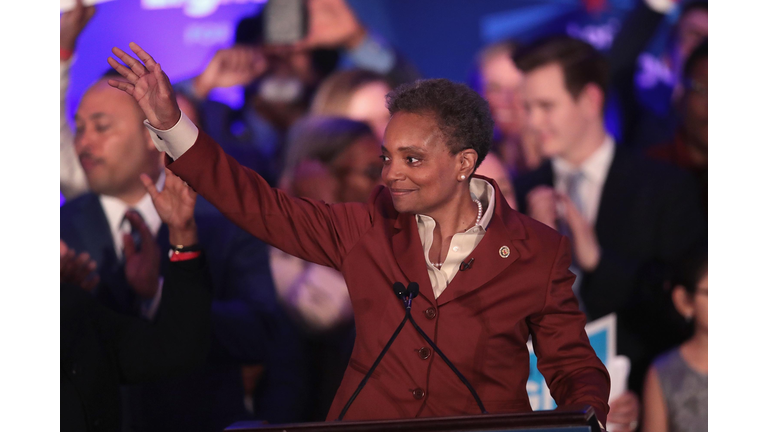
[75,78,161,204]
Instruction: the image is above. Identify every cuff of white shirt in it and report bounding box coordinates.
[143,111,199,160]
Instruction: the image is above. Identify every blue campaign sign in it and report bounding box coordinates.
[526,314,622,410]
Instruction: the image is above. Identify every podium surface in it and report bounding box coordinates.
[225,406,600,432]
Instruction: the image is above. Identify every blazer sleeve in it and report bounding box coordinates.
[168,130,373,271]
[527,235,611,426]
[106,256,213,384]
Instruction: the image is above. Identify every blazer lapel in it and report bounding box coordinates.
[391,212,436,306]
[436,215,520,307]
[437,178,527,306]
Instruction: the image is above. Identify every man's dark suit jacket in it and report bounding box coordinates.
[61,256,212,432]
[515,149,707,392]
[60,194,308,431]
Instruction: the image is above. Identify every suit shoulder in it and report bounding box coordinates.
[60,193,101,221]
[615,147,690,183]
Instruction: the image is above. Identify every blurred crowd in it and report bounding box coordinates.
[60,0,707,431]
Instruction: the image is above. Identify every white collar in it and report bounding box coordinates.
[99,170,165,238]
[415,177,495,233]
[552,135,615,184]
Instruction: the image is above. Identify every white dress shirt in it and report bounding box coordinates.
[552,135,615,226]
[417,178,495,299]
[99,170,165,259]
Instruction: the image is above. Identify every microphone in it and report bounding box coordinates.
[404,282,418,310]
[335,282,410,421]
[393,281,407,299]
[401,282,488,415]
[459,257,475,271]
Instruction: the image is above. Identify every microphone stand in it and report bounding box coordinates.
[335,285,412,421]
[406,313,488,414]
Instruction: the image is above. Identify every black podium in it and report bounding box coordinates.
[225,406,601,431]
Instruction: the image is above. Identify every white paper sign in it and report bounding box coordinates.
[526,313,630,409]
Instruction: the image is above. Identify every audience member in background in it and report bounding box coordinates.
[60,70,305,430]
[59,1,203,202]
[474,152,517,210]
[647,40,707,215]
[610,0,708,148]
[642,248,708,432]
[310,69,392,141]
[513,36,706,430]
[470,40,542,177]
[61,168,212,432]
[175,0,419,185]
[273,116,382,420]
[60,0,94,200]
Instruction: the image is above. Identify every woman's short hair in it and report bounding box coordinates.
[310,69,391,116]
[385,78,494,171]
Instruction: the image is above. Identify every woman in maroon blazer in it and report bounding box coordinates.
[107,43,610,426]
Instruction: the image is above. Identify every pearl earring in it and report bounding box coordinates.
[460,175,466,180]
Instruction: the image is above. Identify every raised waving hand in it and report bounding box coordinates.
[107,42,181,130]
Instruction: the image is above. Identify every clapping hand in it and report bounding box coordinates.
[606,391,640,432]
[60,240,99,291]
[556,192,602,272]
[526,186,558,230]
[301,0,366,50]
[107,43,181,130]
[141,168,198,247]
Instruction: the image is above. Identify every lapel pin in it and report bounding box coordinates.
[499,246,510,258]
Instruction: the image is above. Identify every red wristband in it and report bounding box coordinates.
[169,250,201,262]
[60,48,74,61]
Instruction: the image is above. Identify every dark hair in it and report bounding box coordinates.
[386,78,494,172]
[283,116,374,174]
[235,12,264,46]
[671,246,708,295]
[680,1,708,18]
[684,39,707,79]
[513,35,609,102]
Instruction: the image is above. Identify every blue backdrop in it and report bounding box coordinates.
[66,0,676,118]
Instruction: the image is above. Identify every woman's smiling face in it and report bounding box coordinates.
[381,111,465,215]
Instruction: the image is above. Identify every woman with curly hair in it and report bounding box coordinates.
[107,43,610,427]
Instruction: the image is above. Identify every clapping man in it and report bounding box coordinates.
[60,56,305,430]
[513,36,706,432]
[61,168,213,432]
